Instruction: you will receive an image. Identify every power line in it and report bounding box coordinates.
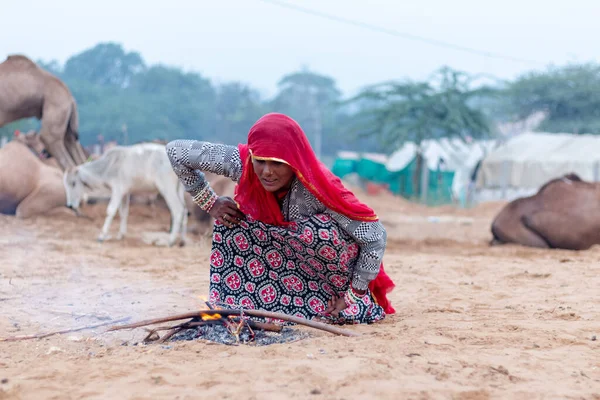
[256,0,541,66]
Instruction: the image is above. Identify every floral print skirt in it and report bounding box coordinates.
[208,214,385,324]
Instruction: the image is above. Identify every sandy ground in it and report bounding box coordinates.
[1,191,599,400]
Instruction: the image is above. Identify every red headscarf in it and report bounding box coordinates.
[234,113,395,314]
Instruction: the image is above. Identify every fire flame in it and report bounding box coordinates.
[196,294,226,320]
[200,313,222,321]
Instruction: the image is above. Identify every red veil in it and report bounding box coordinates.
[234,113,395,314]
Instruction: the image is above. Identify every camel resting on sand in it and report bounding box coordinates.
[490,173,600,250]
[0,141,67,217]
[12,129,61,169]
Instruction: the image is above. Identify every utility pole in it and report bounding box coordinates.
[308,87,322,160]
[121,123,128,145]
[313,105,322,160]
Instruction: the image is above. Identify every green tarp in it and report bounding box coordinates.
[332,153,455,206]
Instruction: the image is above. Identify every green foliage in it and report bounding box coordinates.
[37,43,221,145]
[215,82,268,144]
[63,43,146,87]
[346,67,496,151]
[11,41,600,157]
[504,63,600,134]
[269,69,343,155]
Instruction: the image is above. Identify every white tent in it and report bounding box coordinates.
[386,142,418,172]
[385,138,498,199]
[386,139,469,172]
[476,132,600,201]
[335,150,360,160]
[360,152,388,165]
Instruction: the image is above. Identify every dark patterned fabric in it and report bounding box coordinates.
[166,140,387,290]
[208,215,386,324]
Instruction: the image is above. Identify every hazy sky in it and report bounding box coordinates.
[2,0,599,98]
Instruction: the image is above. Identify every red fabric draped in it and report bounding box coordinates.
[234,113,395,314]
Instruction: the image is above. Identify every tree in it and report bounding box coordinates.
[35,59,63,77]
[347,66,495,151]
[63,42,146,88]
[271,68,342,157]
[504,63,600,134]
[215,82,267,144]
[346,67,495,198]
[129,65,218,141]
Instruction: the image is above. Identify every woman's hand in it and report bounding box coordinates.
[209,196,245,228]
[323,287,367,317]
[323,293,347,316]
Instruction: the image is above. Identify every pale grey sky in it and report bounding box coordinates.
[2,0,598,97]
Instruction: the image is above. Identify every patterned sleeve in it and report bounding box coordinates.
[165,139,243,198]
[325,211,387,291]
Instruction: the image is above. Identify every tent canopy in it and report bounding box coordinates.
[331,137,498,204]
[477,132,600,189]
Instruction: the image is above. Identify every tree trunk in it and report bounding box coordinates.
[413,152,423,201]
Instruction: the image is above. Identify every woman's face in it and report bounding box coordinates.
[252,158,295,193]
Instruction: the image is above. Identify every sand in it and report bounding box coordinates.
[1,194,599,400]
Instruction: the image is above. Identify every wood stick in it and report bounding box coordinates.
[0,317,131,342]
[153,318,288,343]
[144,319,224,342]
[143,330,160,342]
[156,328,184,344]
[186,321,221,327]
[107,309,359,337]
[154,320,219,344]
[247,320,283,333]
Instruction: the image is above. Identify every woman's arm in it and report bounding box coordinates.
[326,211,387,292]
[289,181,386,292]
[165,139,243,201]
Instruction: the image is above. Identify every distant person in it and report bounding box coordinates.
[166,113,395,325]
[466,159,483,205]
[437,157,447,171]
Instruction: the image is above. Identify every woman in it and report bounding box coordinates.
[166,113,395,324]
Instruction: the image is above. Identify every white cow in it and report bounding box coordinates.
[63,143,188,246]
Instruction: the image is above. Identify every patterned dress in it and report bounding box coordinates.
[166,140,388,324]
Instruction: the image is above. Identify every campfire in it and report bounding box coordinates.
[106,301,360,346]
[140,307,287,345]
[0,300,359,345]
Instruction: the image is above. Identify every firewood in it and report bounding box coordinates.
[107,309,360,337]
[247,320,283,333]
[0,317,131,342]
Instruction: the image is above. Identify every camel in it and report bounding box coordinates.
[12,130,61,169]
[490,173,600,250]
[0,141,67,217]
[0,55,87,171]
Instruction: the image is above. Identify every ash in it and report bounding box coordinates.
[170,324,310,346]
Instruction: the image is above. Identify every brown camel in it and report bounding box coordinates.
[0,141,68,217]
[12,130,61,169]
[490,173,600,250]
[0,55,87,171]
